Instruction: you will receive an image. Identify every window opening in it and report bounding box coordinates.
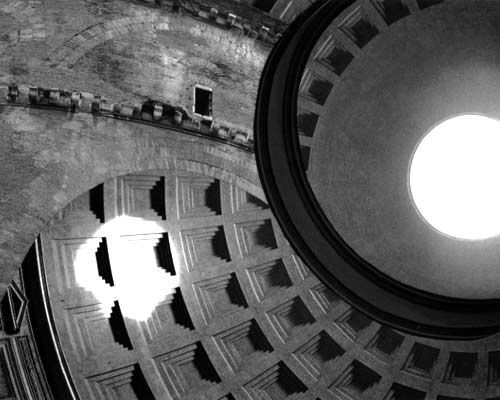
[194,86,213,119]
[252,0,278,12]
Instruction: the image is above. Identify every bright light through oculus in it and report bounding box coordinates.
[74,216,180,321]
[410,114,500,240]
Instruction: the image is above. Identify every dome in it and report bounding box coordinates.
[255,0,500,338]
[1,0,500,400]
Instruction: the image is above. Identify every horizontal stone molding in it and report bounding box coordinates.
[1,83,254,151]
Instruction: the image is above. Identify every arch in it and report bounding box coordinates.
[48,12,269,69]
[0,104,260,287]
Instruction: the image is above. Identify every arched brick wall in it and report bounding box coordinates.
[0,103,259,287]
[1,0,273,132]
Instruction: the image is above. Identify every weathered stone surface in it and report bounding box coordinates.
[0,105,259,286]
[0,0,270,134]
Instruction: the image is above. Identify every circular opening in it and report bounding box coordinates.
[410,114,500,240]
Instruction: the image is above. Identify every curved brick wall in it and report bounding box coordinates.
[0,102,258,287]
[0,0,276,132]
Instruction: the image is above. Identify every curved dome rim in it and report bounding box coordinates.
[254,0,500,339]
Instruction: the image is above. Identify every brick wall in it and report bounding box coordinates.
[0,0,273,134]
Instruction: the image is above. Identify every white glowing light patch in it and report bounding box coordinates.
[74,216,180,321]
[410,114,500,240]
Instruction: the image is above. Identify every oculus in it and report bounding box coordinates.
[410,115,500,240]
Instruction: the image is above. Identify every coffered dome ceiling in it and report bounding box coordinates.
[305,0,500,300]
[3,0,500,399]
[255,0,500,338]
[25,170,500,400]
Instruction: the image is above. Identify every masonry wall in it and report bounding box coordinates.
[0,0,275,132]
[0,103,259,285]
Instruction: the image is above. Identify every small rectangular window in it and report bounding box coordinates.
[252,0,278,12]
[194,86,213,119]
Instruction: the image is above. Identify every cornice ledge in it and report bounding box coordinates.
[1,83,254,152]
